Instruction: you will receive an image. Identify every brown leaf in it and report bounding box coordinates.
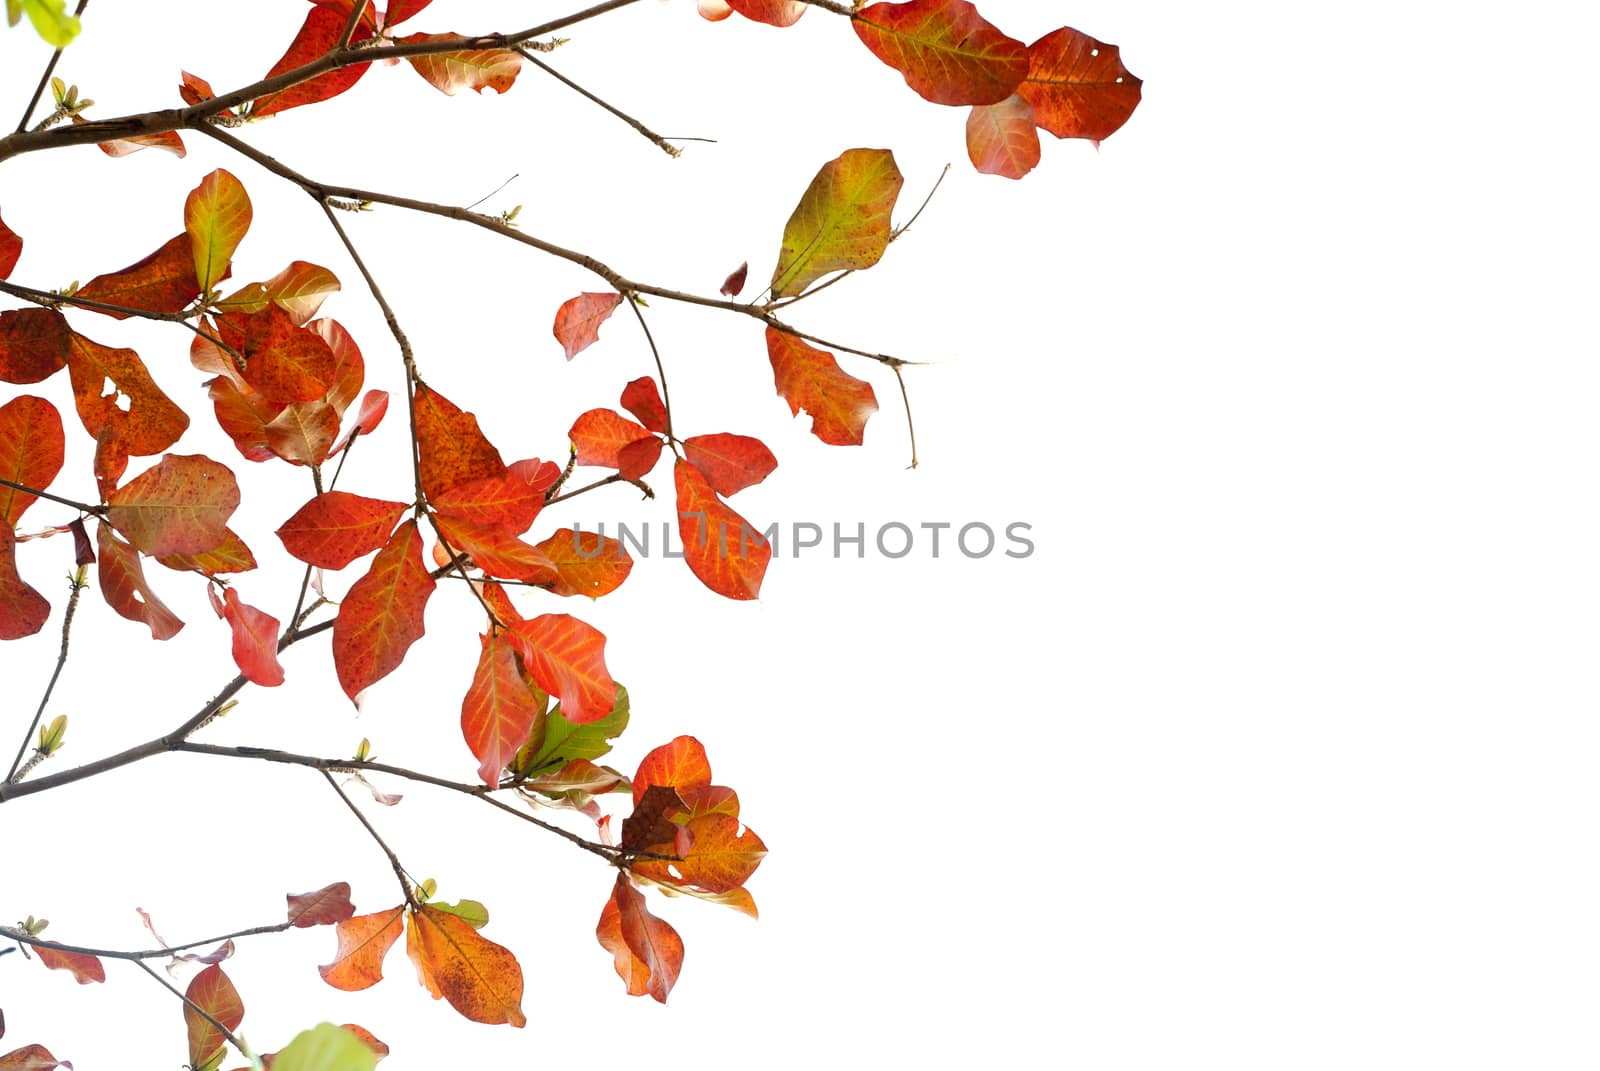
[405,904,527,1027]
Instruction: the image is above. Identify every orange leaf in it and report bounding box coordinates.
[552,292,623,361]
[401,33,522,95]
[633,735,712,806]
[216,305,337,404]
[341,1024,389,1060]
[682,433,776,497]
[568,408,656,471]
[216,587,285,687]
[382,0,433,29]
[507,613,615,725]
[319,906,405,991]
[331,388,388,455]
[619,376,667,434]
[674,459,770,600]
[765,327,878,446]
[433,514,559,583]
[0,308,69,384]
[405,903,526,1027]
[0,396,64,526]
[726,0,806,26]
[184,963,244,1071]
[852,0,1028,106]
[414,384,505,500]
[156,527,258,576]
[461,630,545,786]
[596,875,683,1003]
[64,329,189,455]
[185,169,252,292]
[698,0,733,21]
[178,70,227,112]
[430,470,544,535]
[0,1044,68,1070]
[264,398,340,466]
[34,946,106,985]
[76,234,200,318]
[332,519,435,702]
[251,4,375,118]
[0,526,48,641]
[216,260,341,325]
[769,148,903,298]
[530,528,633,598]
[966,93,1041,178]
[96,523,183,639]
[105,454,240,558]
[633,812,767,893]
[207,375,282,462]
[287,882,357,927]
[277,491,407,570]
[0,209,20,280]
[1019,27,1143,143]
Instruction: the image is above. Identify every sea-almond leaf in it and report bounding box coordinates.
[966,93,1041,178]
[405,904,527,1027]
[96,523,183,639]
[552,292,623,360]
[414,384,506,501]
[766,327,878,446]
[0,307,69,384]
[184,964,244,1071]
[250,4,375,118]
[319,907,405,991]
[64,329,189,456]
[0,395,65,527]
[288,882,357,927]
[0,209,20,280]
[596,876,683,1003]
[770,148,903,298]
[530,528,633,598]
[507,613,615,725]
[1019,26,1143,143]
[34,946,106,985]
[277,492,406,571]
[683,433,777,497]
[852,0,1029,106]
[105,454,239,558]
[0,526,48,641]
[332,520,435,703]
[185,168,252,293]
[462,630,545,786]
[675,459,770,600]
[76,233,201,319]
[726,0,806,27]
[216,586,284,687]
[619,377,668,434]
[401,33,523,95]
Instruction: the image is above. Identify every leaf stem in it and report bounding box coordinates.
[515,47,682,157]
[322,768,418,904]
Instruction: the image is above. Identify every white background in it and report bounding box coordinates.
[2,1,1597,1067]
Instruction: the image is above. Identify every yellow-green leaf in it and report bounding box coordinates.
[770,148,903,298]
[272,1023,379,1071]
[185,169,252,293]
[13,0,80,46]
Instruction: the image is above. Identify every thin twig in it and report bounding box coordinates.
[335,0,370,49]
[0,476,102,516]
[12,0,90,133]
[544,471,653,506]
[6,572,85,783]
[322,768,417,903]
[0,920,292,962]
[891,362,919,469]
[516,47,681,157]
[0,278,245,363]
[621,293,676,447]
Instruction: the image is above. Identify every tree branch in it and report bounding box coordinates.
[6,571,85,784]
[322,768,417,904]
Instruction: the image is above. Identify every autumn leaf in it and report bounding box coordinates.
[619,377,668,434]
[178,69,226,111]
[184,963,244,1071]
[1019,26,1143,143]
[0,307,69,384]
[277,491,407,570]
[0,1044,69,1070]
[852,0,1029,106]
[213,586,285,687]
[96,523,183,639]
[718,260,748,298]
[64,329,189,455]
[552,292,623,360]
[632,735,713,806]
[674,459,770,600]
[770,148,903,298]
[76,233,201,318]
[726,0,806,27]
[530,527,633,598]
[207,375,280,463]
[0,526,49,640]
[414,384,506,500]
[185,169,252,292]
[250,4,375,118]
[382,0,433,29]
[0,395,64,526]
[432,514,558,583]
[105,454,240,558]
[156,527,258,576]
[332,520,436,702]
[966,93,1041,178]
[287,882,357,927]
[272,1023,380,1071]
[216,261,341,324]
[405,903,526,1027]
[430,470,544,535]
[332,388,389,455]
[319,906,405,991]
[34,946,105,985]
[264,398,340,466]
[83,121,188,159]
[461,630,546,786]
[683,433,777,497]
[632,812,767,893]
[596,875,683,1003]
[216,305,337,404]
[766,327,878,446]
[401,33,522,95]
[697,0,733,21]
[517,683,628,773]
[507,613,615,725]
[568,408,657,471]
[0,209,20,280]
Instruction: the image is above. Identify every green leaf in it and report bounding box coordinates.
[522,683,629,773]
[770,148,903,298]
[430,898,489,929]
[272,1023,378,1071]
[15,0,81,46]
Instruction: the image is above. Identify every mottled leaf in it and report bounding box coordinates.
[770,148,903,298]
[633,812,767,893]
[319,907,405,991]
[216,305,337,404]
[277,491,407,570]
[414,384,505,500]
[766,327,877,446]
[216,261,341,325]
[0,307,69,384]
[431,470,543,535]
[0,395,64,526]
[852,0,1028,106]
[1019,26,1143,143]
[76,234,200,318]
[64,329,189,455]
[332,520,435,702]
[405,904,526,1027]
[0,209,20,280]
[105,454,240,558]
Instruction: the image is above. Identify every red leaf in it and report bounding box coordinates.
[319,906,405,991]
[310,317,365,415]
[332,388,389,454]
[184,168,252,292]
[35,946,106,985]
[619,377,668,434]
[96,523,183,639]
[552,292,623,360]
[0,209,20,280]
[674,459,770,600]
[0,396,65,527]
[401,33,522,95]
[697,0,733,20]
[633,812,767,893]
[184,964,244,1071]
[718,260,748,297]
[382,0,433,29]
[431,470,543,535]
[216,260,341,325]
[251,4,375,118]
[509,458,561,493]
[568,408,656,470]
[433,514,559,583]
[156,527,258,576]
[332,520,435,702]
[105,454,240,558]
[65,330,189,458]
[966,93,1041,178]
[765,327,878,446]
[461,630,545,785]
[77,234,201,318]
[530,528,633,598]
[596,876,683,1003]
[178,70,227,112]
[0,308,69,384]
[404,903,526,1028]
[633,735,713,806]
[682,433,777,497]
[207,375,281,463]
[216,305,337,404]
[277,491,407,570]
[0,1044,68,1070]
[852,0,1028,106]
[414,384,506,501]
[507,614,615,725]
[287,882,357,927]
[617,436,664,481]
[1019,26,1143,143]
[726,0,806,27]
[217,587,285,687]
